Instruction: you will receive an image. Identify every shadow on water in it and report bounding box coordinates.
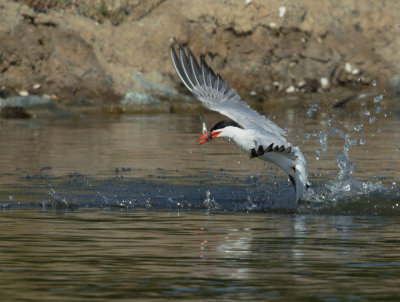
[1,94,400,215]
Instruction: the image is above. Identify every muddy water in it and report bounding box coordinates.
[0,97,399,213]
[1,95,400,300]
[1,210,400,301]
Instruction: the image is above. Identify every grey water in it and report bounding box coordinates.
[1,95,400,300]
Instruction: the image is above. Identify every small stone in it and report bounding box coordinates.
[286,86,295,93]
[345,62,352,73]
[352,68,360,75]
[269,22,277,28]
[279,6,286,17]
[250,90,257,96]
[272,81,280,87]
[33,83,41,90]
[19,90,29,96]
[320,77,329,89]
[297,81,306,88]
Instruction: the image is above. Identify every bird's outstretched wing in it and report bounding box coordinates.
[170,44,287,137]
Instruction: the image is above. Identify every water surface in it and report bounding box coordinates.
[1,94,400,300]
[1,210,400,301]
[1,96,399,213]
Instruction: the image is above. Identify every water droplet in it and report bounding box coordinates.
[369,116,376,124]
[374,94,383,103]
[354,125,361,132]
[319,132,328,151]
[371,80,376,86]
[376,106,382,113]
[315,149,320,160]
[364,110,370,116]
[307,104,321,117]
[360,138,365,145]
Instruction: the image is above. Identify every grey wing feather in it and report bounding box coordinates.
[170,45,287,137]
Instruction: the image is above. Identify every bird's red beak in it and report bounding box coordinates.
[196,131,222,145]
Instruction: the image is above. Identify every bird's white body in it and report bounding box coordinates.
[170,44,309,203]
[219,126,308,202]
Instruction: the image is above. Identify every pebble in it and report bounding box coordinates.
[19,90,29,96]
[33,83,41,90]
[297,81,306,88]
[345,62,352,73]
[279,6,286,17]
[320,77,329,89]
[352,68,360,75]
[286,86,295,93]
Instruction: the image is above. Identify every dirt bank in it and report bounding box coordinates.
[0,0,399,112]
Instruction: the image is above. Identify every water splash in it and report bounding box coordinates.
[306,125,385,205]
[203,190,219,210]
[319,132,328,151]
[314,131,328,160]
[307,104,321,118]
[374,95,383,103]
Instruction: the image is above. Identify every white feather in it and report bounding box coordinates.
[170,45,309,202]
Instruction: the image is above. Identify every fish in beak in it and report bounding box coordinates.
[196,131,222,145]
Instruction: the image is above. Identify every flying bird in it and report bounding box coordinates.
[170,44,309,203]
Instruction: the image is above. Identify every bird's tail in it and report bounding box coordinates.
[294,148,309,203]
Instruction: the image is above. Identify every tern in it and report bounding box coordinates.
[170,44,309,203]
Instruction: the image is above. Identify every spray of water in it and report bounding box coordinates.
[304,94,388,205]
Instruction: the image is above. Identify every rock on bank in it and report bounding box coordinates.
[0,0,399,110]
